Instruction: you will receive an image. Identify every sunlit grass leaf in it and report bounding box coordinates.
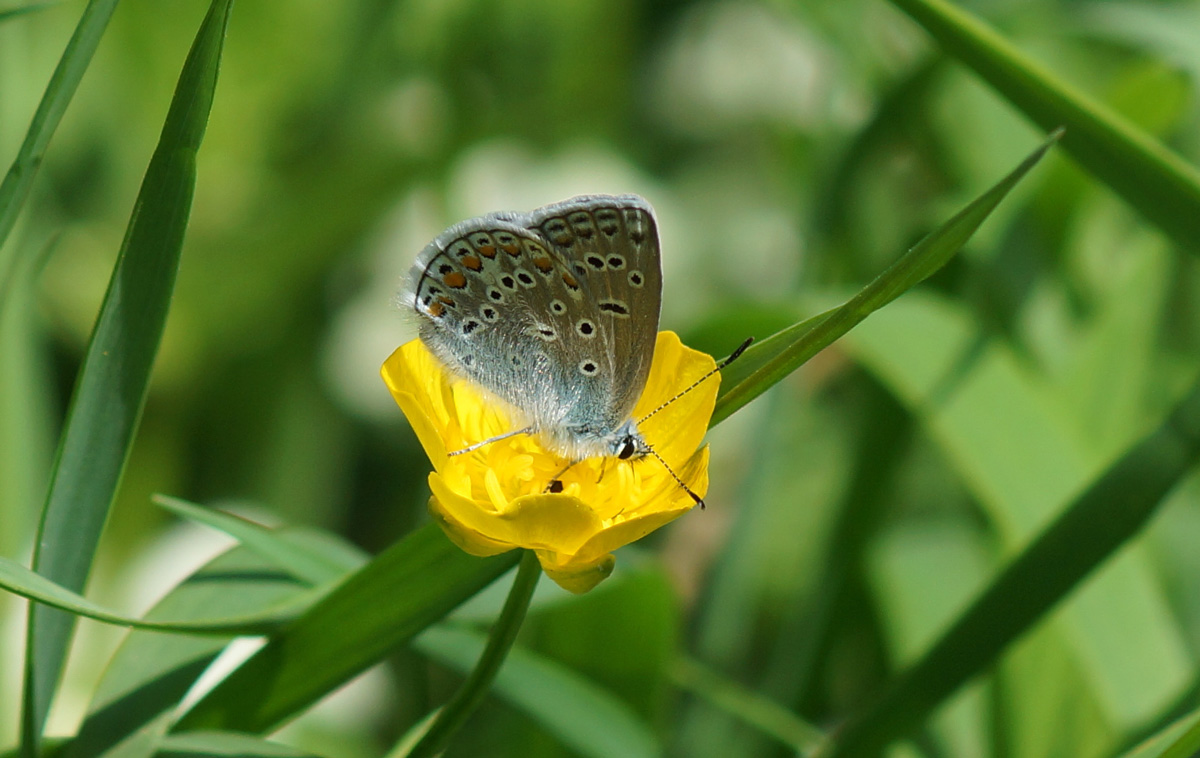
[153,496,360,586]
[143,505,661,758]
[66,540,336,758]
[175,523,520,733]
[155,732,318,758]
[0,552,312,634]
[710,131,1058,426]
[0,0,119,284]
[1118,707,1200,758]
[888,0,1200,252]
[411,625,661,758]
[825,364,1200,756]
[21,0,234,748]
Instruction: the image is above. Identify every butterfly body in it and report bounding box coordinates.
[401,194,662,462]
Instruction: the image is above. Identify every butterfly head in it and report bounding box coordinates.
[611,420,651,461]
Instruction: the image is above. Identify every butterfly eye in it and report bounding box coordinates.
[617,439,637,460]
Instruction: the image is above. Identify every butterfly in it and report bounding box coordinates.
[401,194,664,464]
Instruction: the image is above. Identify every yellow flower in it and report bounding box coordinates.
[381,331,717,593]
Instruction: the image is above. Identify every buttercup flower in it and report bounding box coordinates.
[381,331,717,593]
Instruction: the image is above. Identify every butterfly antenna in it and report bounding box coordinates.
[644,444,706,510]
[637,337,754,425]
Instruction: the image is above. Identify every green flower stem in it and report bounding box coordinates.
[402,550,542,758]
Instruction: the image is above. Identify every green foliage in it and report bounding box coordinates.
[3,1,1200,757]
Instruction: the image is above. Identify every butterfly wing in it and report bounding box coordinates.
[528,195,662,426]
[402,195,662,458]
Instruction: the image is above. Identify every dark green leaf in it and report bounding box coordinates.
[21,1,234,749]
[711,131,1058,426]
[0,0,119,289]
[889,0,1200,251]
[826,369,1200,757]
[175,523,520,733]
[67,540,328,758]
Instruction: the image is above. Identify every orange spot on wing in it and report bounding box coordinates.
[477,244,497,258]
[462,255,483,271]
[562,272,579,289]
[533,256,554,273]
[443,272,467,289]
[427,301,445,318]
[502,243,521,257]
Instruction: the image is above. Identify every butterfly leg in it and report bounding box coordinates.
[545,459,583,493]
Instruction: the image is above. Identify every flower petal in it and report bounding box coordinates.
[538,552,616,594]
[429,474,604,556]
[570,447,709,565]
[427,496,514,557]
[633,332,719,471]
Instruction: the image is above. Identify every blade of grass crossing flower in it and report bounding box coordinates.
[888,0,1200,252]
[20,1,234,752]
[0,0,120,288]
[710,131,1058,426]
[400,551,541,758]
[175,523,521,733]
[825,369,1200,757]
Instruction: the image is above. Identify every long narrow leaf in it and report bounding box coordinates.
[21,0,234,750]
[711,131,1058,425]
[68,539,333,758]
[175,523,520,733]
[1119,706,1200,758]
[155,732,319,758]
[889,0,1200,251]
[825,369,1200,757]
[0,3,54,24]
[0,553,311,634]
[0,0,120,289]
[411,625,661,758]
[153,496,359,586]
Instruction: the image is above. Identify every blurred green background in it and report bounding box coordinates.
[3,0,1200,756]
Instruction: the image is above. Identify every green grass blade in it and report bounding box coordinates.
[825,371,1200,757]
[0,3,55,24]
[1119,707,1200,758]
[888,0,1200,251]
[671,656,826,755]
[175,523,521,733]
[401,551,541,758]
[155,732,320,758]
[20,0,234,749]
[153,496,359,586]
[68,540,332,758]
[0,0,119,284]
[408,625,661,758]
[0,553,311,634]
[710,131,1057,426]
